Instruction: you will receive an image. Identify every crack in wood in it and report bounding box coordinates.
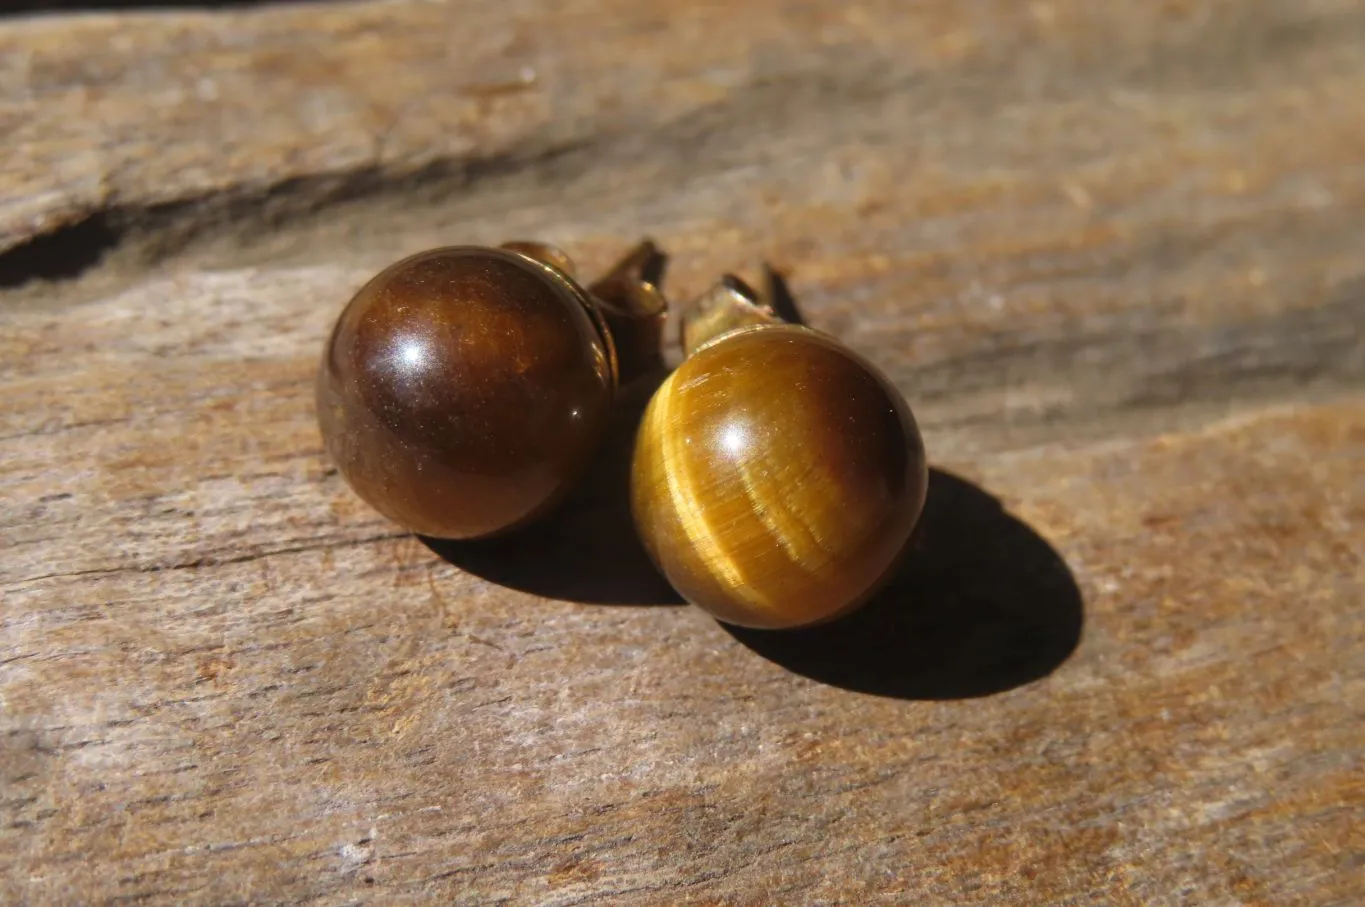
[0,139,593,289]
[5,530,409,588]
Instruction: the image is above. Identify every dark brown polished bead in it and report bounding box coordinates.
[631,286,928,629]
[317,246,617,540]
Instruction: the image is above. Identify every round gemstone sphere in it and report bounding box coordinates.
[317,247,614,539]
[631,325,927,629]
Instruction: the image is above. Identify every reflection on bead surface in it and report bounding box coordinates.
[631,324,928,629]
[317,246,614,540]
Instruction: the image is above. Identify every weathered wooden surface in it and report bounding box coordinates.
[2,0,1363,903]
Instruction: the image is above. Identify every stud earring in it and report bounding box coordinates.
[317,241,666,540]
[630,270,928,629]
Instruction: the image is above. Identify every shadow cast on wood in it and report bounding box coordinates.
[725,469,1084,700]
[422,371,684,607]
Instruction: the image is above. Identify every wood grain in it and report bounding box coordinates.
[2,1,1362,903]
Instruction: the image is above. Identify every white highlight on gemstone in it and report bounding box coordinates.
[394,338,427,373]
[720,423,747,457]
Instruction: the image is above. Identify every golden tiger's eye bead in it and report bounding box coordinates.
[317,243,663,540]
[631,280,928,629]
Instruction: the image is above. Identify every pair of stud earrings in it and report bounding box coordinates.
[316,241,929,630]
